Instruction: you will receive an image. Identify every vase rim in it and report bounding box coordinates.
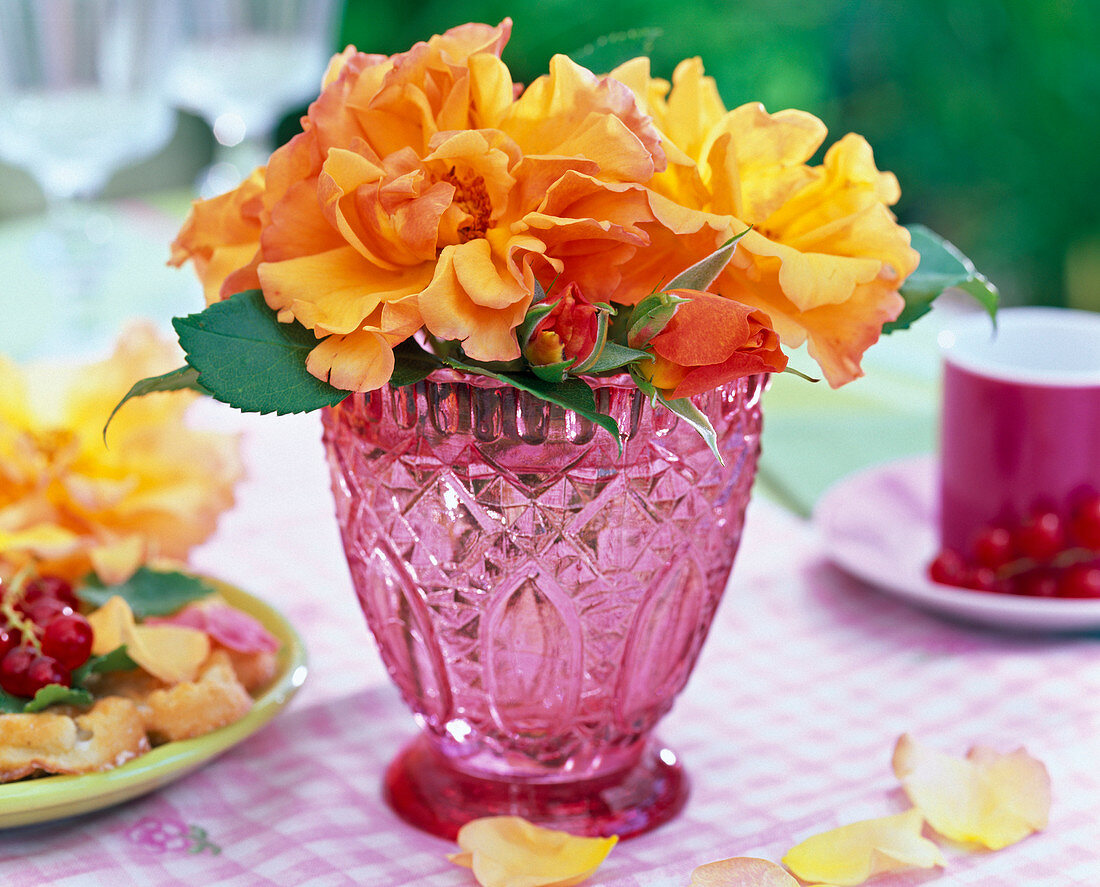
[416,367,639,391]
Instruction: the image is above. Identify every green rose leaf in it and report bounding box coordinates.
[443,355,622,449]
[885,225,999,334]
[77,567,216,619]
[388,339,444,387]
[23,684,95,713]
[104,365,207,440]
[173,290,349,414]
[0,690,23,713]
[72,646,139,686]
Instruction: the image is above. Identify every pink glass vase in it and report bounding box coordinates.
[321,370,765,839]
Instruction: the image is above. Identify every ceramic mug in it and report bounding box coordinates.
[939,306,1100,556]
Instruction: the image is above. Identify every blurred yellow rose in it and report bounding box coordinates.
[0,327,243,584]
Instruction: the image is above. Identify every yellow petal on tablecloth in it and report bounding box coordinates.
[782,808,944,886]
[892,732,1052,850]
[447,816,617,887]
[689,856,801,886]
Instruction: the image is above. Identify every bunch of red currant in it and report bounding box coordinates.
[0,574,94,699]
[929,492,1100,598]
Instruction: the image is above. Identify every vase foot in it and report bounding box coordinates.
[383,735,689,840]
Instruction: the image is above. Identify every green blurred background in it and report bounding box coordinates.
[2,0,1097,310]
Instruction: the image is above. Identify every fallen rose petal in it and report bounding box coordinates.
[128,624,211,684]
[87,595,210,684]
[782,808,944,886]
[892,732,1051,850]
[147,600,280,654]
[689,857,801,886]
[450,816,617,887]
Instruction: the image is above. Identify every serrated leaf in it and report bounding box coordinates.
[24,684,95,713]
[582,341,653,373]
[885,225,999,334]
[0,690,23,713]
[664,228,750,292]
[443,356,622,450]
[389,339,444,387]
[656,391,722,464]
[72,646,139,685]
[104,365,206,441]
[77,567,216,618]
[173,290,349,414]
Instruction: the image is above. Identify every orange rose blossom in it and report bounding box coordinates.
[156,18,991,450]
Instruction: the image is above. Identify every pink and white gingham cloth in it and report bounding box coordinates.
[4,410,1100,885]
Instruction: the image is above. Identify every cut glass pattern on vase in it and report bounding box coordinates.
[322,371,765,838]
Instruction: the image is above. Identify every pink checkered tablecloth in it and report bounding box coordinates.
[5,407,1100,886]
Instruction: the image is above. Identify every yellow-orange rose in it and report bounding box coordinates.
[170,167,265,306]
[613,58,919,386]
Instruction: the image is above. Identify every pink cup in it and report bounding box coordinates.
[939,307,1100,556]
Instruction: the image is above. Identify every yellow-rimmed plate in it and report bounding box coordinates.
[0,580,307,829]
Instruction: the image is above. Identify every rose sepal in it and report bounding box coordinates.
[629,365,721,462]
[529,358,575,384]
[626,291,691,349]
[580,342,653,375]
[663,227,751,292]
[566,302,614,373]
[517,279,556,348]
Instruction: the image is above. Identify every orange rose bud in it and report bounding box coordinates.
[525,282,606,370]
[643,289,787,398]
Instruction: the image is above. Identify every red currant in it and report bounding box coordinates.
[0,623,17,659]
[41,613,94,670]
[21,575,77,609]
[1058,564,1100,599]
[24,654,70,695]
[972,526,1014,568]
[962,566,998,592]
[1069,494,1100,550]
[18,597,73,631]
[1013,569,1061,598]
[0,647,37,697]
[1014,510,1066,562]
[928,548,968,586]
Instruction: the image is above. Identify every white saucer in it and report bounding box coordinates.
[814,455,1100,632]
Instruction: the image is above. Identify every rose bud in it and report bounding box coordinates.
[522,282,611,379]
[638,289,788,399]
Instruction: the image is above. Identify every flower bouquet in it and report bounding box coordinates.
[117,20,994,838]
